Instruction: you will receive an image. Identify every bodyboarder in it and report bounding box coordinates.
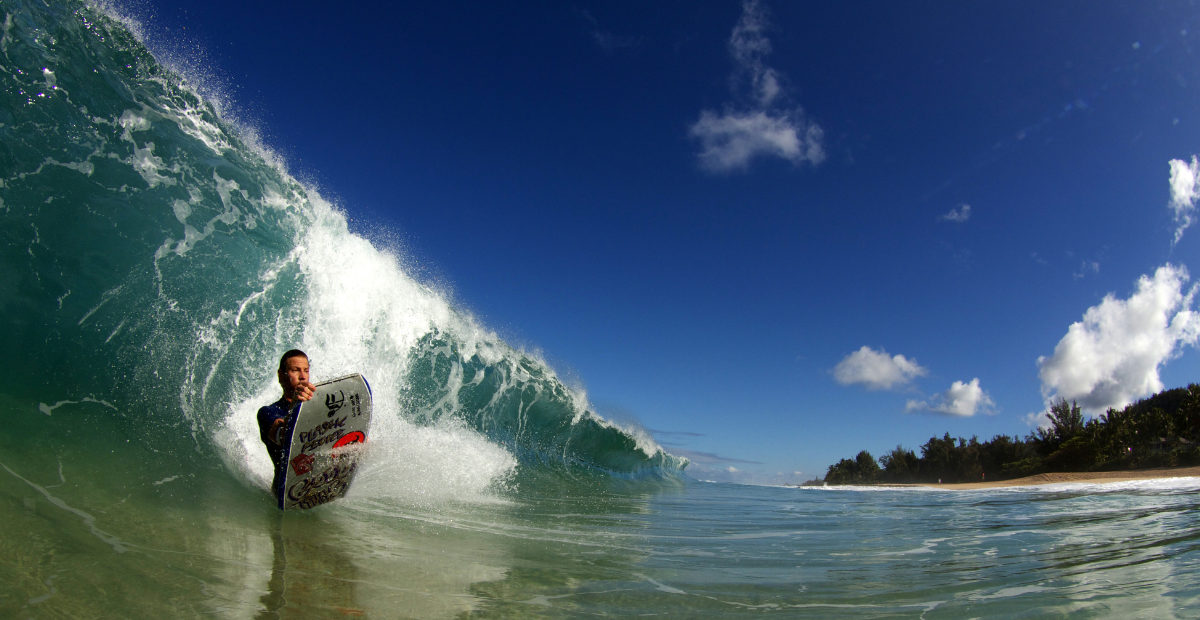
[258,349,315,508]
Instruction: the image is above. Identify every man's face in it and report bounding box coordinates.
[278,355,310,396]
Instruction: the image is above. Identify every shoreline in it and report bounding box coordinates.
[921,465,1200,490]
[791,465,1200,490]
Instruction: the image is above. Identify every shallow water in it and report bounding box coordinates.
[5,429,1200,619]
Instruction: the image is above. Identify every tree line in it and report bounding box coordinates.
[821,384,1200,485]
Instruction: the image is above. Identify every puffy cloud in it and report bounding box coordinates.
[1169,156,1200,243]
[689,0,824,173]
[1038,264,1200,413]
[906,378,995,417]
[690,110,824,172]
[833,346,929,390]
[940,203,971,223]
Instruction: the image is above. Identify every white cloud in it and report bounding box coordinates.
[1038,264,1200,413]
[1169,156,1200,243]
[940,203,971,223]
[906,378,995,417]
[690,110,824,172]
[689,0,824,173]
[833,346,929,390]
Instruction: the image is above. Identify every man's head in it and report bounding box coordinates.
[277,349,310,401]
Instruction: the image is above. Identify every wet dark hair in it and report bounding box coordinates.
[278,349,308,372]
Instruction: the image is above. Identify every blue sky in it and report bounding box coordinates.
[139,0,1200,483]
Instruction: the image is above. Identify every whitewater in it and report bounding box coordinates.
[2,0,1200,617]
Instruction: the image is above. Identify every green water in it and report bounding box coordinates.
[6,419,1200,619]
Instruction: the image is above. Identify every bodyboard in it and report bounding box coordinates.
[282,373,372,510]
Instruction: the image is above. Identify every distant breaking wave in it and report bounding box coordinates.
[0,0,686,504]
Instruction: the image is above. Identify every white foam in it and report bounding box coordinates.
[793,477,1200,494]
[350,417,517,505]
[210,197,521,505]
[995,477,1200,493]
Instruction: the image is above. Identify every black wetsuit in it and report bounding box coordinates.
[257,397,299,509]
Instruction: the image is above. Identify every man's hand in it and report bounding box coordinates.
[270,418,288,445]
[293,381,315,402]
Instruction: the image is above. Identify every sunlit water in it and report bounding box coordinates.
[3,1,1200,617]
[4,440,1200,618]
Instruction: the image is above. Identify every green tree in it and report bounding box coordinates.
[879,445,919,482]
[824,384,1200,485]
[854,450,880,483]
[824,451,880,484]
[1047,397,1085,441]
[1174,384,1200,441]
[825,458,857,484]
[919,433,982,482]
[978,435,1029,480]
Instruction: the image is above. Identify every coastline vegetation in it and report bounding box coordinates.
[819,384,1200,485]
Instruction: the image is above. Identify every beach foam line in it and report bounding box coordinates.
[926,466,1200,490]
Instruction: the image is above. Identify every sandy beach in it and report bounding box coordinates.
[922,466,1200,490]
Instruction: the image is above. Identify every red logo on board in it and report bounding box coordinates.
[332,431,366,451]
[290,452,315,475]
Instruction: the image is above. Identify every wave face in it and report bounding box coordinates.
[0,0,685,503]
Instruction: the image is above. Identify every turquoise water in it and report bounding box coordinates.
[5,462,1200,617]
[2,1,1200,617]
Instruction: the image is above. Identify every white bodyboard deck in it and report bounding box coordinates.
[282,373,372,510]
